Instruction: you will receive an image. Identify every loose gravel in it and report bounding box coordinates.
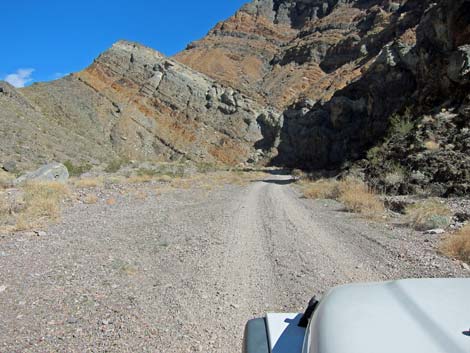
[0,174,468,352]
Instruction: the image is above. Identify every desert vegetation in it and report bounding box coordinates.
[405,199,452,231]
[440,225,470,264]
[301,177,385,218]
[0,181,71,232]
[0,164,268,234]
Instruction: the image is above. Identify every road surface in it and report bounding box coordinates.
[0,173,465,352]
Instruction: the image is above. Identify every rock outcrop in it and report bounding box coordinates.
[16,163,69,184]
[273,0,470,196]
[1,41,281,170]
[175,0,411,109]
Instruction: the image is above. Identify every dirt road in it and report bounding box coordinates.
[0,174,466,352]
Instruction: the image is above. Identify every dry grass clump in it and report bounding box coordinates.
[133,191,148,200]
[83,194,99,204]
[22,181,70,217]
[302,179,340,199]
[0,195,9,218]
[211,171,268,186]
[424,140,440,151]
[302,177,385,218]
[0,171,14,189]
[126,174,154,184]
[104,175,126,185]
[440,225,470,264]
[337,178,385,217]
[106,197,117,206]
[74,177,104,188]
[15,181,70,230]
[291,169,306,180]
[405,199,452,231]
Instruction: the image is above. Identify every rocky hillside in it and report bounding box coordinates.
[1,41,280,170]
[176,0,409,109]
[177,0,470,196]
[1,0,469,196]
[271,0,470,196]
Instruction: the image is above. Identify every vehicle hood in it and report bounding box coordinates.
[306,278,470,353]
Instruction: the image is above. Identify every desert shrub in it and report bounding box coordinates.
[105,158,128,173]
[106,197,117,206]
[137,168,159,177]
[440,225,470,264]
[389,108,414,137]
[291,169,306,180]
[366,146,383,166]
[383,163,406,185]
[127,174,154,184]
[17,181,70,228]
[303,179,340,199]
[195,162,218,173]
[74,177,104,188]
[64,160,92,177]
[83,194,99,204]
[405,199,452,231]
[0,196,9,219]
[337,177,385,217]
[384,171,405,185]
[104,176,126,185]
[0,170,15,189]
[424,140,440,151]
[303,177,384,217]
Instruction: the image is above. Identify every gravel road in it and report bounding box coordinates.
[0,173,467,352]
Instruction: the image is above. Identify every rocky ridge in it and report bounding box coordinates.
[274,0,470,196]
[1,41,281,170]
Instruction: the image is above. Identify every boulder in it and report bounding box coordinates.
[448,45,470,84]
[15,162,69,184]
[2,161,17,173]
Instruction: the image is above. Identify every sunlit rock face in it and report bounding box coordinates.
[1,40,281,169]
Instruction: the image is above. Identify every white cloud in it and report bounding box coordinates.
[4,68,35,87]
[51,72,67,80]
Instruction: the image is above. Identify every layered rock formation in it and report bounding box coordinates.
[176,0,409,108]
[274,0,470,195]
[1,41,280,169]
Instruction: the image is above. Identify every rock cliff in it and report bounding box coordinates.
[273,0,470,196]
[176,0,410,109]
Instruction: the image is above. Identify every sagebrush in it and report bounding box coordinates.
[440,225,470,264]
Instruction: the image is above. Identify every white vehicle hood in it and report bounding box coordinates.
[306,278,470,353]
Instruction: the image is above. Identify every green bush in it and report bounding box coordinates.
[64,160,92,177]
[195,162,218,173]
[105,158,128,173]
[389,108,414,137]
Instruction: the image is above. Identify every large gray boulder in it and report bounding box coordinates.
[15,162,69,184]
[448,45,470,84]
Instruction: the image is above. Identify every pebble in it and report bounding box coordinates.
[461,262,470,271]
[66,317,78,324]
[0,285,7,293]
[424,229,445,235]
[34,231,47,237]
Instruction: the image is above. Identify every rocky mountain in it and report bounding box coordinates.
[176,0,408,108]
[272,0,470,196]
[1,41,280,170]
[178,0,470,195]
[1,0,469,195]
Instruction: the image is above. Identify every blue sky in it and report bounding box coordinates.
[0,0,248,87]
